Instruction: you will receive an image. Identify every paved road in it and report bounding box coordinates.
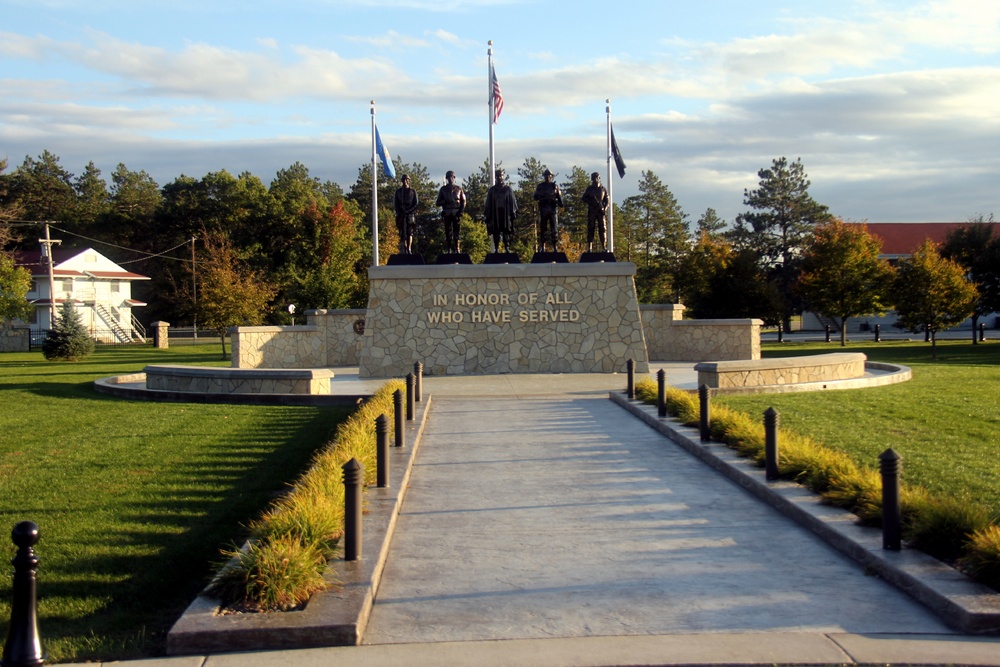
[363,395,951,644]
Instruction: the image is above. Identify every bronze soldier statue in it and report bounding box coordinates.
[533,169,563,252]
[582,171,609,252]
[483,169,517,253]
[393,174,418,254]
[435,170,466,254]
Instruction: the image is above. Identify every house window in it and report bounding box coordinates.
[61,279,73,293]
[85,253,97,263]
[111,280,120,293]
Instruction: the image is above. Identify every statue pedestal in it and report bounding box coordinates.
[359,262,649,377]
[483,252,521,264]
[434,253,472,265]
[386,253,424,266]
[530,251,569,264]
[580,251,616,263]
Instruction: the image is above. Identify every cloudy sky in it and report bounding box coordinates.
[1,0,997,224]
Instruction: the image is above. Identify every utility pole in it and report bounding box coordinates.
[190,236,198,340]
[39,223,61,328]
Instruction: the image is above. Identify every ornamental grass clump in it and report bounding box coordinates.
[960,526,1000,589]
[903,493,993,562]
[207,380,404,611]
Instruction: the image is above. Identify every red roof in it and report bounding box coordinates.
[849,222,995,256]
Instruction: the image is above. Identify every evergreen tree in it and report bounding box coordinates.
[8,151,78,224]
[42,301,95,361]
[735,157,832,328]
[696,208,727,239]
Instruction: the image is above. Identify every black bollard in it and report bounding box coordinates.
[777,323,784,343]
[657,369,666,418]
[698,384,711,442]
[342,458,363,561]
[874,323,880,342]
[980,322,986,342]
[413,361,423,402]
[393,389,404,448]
[879,448,902,551]
[626,359,635,399]
[825,325,831,343]
[376,415,389,489]
[405,373,414,421]
[764,408,780,481]
[925,324,931,342]
[2,521,44,667]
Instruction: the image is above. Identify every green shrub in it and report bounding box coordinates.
[207,380,404,610]
[42,301,95,361]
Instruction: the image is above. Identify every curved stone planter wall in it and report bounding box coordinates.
[695,352,867,390]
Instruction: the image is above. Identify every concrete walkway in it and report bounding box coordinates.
[363,395,949,643]
[67,368,1000,666]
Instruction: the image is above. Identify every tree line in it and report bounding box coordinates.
[1,150,996,353]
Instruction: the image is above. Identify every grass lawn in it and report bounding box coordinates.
[0,345,351,663]
[714,339,1000,516]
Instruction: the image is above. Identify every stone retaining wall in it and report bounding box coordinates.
[0,322,30,353]
[358,263,649,378]
[231,326,323,368]
[145,364,334,395]
[694,352,867,389]
[232,310,366,369]
[310,309,366,367]
[641,305,761,361]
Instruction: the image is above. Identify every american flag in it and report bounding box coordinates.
[491,67,504,124]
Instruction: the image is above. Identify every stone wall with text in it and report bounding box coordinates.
[358,263,649,378]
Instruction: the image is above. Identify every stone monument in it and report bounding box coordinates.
[358,261,649,378]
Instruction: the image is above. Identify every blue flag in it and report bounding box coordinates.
[375,125,396,179]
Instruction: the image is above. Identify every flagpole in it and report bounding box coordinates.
[606,99,614,254]
[488,40,496,187]
[371,100,379,267]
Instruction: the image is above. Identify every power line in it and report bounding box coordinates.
[47,225,193,264]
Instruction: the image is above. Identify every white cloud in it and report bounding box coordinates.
[890,0,1000,53]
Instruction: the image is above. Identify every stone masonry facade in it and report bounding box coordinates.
[0,322,30,353]
[695,352,867,389]
[231,310,365,369]
[641,304,761,362]
[358,263,650,378]
[145,365,334,394]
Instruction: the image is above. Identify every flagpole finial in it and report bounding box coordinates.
[488,40,493,46]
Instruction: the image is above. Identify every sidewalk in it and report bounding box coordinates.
[68,369,1000,666]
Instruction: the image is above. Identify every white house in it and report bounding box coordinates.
[16,247,150,343]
